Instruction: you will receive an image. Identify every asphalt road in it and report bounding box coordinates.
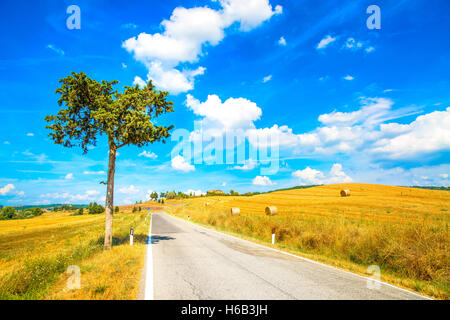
[138,211,429,300]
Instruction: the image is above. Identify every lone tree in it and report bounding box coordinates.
[45,72,174,249]
[150,191,159,201]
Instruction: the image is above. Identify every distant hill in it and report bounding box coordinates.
[9,204,87,210]
[265,185,320,193]
[410,186,449,191]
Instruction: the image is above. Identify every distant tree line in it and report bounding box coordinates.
[410,186,450,191]
[53,204,78,211]
[128,185,322,205]
[71,202,106,216]
[0,207,43,220]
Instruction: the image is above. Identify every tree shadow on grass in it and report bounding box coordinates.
[112,234,151,245]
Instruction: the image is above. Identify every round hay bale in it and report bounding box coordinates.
[340,189,350,197]
[230,207,240,216]
[205,202,210,206]
[265,206,278,216]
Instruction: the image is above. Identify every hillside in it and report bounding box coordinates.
[0,209,150,299]
[166,183,449,299]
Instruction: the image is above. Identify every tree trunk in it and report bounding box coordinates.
[104,144,117,250]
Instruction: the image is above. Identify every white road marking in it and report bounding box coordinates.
[144,212,154,300]
[162,211,432,300]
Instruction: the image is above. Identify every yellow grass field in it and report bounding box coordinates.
[166,183,449,299]
[0,209,150,300]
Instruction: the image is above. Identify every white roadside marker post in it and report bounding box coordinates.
[272,228,275,245]
[130,228,134,246]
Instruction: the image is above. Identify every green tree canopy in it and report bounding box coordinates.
[45,72,175,249]
[1,207,15,219]
[87,202,105,215]
[45,72,174,153]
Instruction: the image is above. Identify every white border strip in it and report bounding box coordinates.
[163,211,432,300]
[144,212,154,300]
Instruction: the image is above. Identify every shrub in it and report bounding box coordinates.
[1,207,15,219]
[166,191,176,199]
[61,204,74,211]
[87,202,105,214]
[31,207,43,216]
[132,206,137,213]
[114,206,119,213]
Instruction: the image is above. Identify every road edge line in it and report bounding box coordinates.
[144,212,154,300]
[163,211,432,300]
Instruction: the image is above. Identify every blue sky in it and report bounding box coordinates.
[0,0,449,206]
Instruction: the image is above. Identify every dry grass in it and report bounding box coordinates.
[0,209,150,300]
[166,183,450,299]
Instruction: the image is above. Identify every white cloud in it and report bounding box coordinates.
[65,173,74,180]
[248,97,424,157]
[83,170,106,175]
[47,44,65,56]
[233,159,258,170]
[263,75,272,83]
[371,107,450,159]
[440,174,449,179]
[171,155,195,172]
[292,167,325,185]
[122,23,138,29]
[343,37,363,50]
[26,133,34,137]
[342,37,374,53]
[222,182,227,187]
[138,151,158,159]
[123,0,281,94]
[221,0,282,31]
[352,164,450,187]
[183,92,448,164]
[4,141,10,145]
[318,97,392,126]
[122,63,127,69]
[278,36,286,46]
[133,76,147,88]
[0,184,15,195]
[85,190,101,196]
[118,185,140,194]
[343,75,354,81]
[327,164,354,184]
[145,62,205,94]
[22,150,48,163]
[274,5,283,15]
[305,98,448,158]
[186,94,261,134]
[185,189,205,196]
[252,175,274,186]
[316,35,336,49]
[40,190,103,203]
[292,163,353,185]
